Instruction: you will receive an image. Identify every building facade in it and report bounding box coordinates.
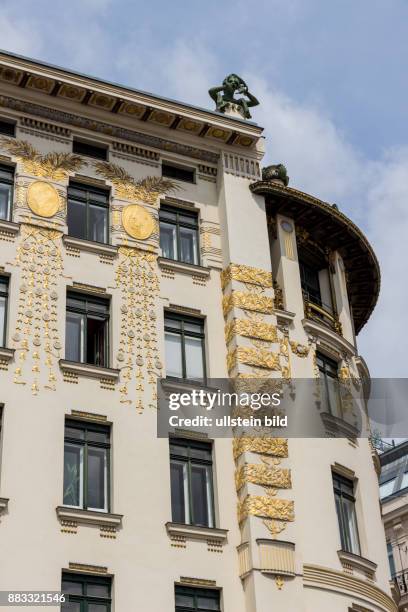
[0,51,396,611]
[380,441,408,611]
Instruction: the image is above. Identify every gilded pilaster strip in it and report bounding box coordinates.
[223,291,274,316]
[235,464,291,491]
[225,319,278,344]
[227,347,280,372]
[221,263,273,289]
[237,495,294,524]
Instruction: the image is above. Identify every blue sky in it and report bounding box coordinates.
[1,0,407,376]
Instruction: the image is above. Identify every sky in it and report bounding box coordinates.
[1,0,407,377]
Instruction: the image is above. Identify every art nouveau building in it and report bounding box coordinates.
[0,50,395,611]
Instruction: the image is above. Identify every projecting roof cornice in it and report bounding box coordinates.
[0,50,263,153]
[250,180,381,334]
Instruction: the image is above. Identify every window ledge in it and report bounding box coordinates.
[63,235,118,258]
[56,506,123,536]
[0,497,9,515]
[158,257,210,279]
[321,412,360,439]
[59,360,120,382]
[0,218,19,236]
[302,318,356,357]
[0,347,15,363]
[338,549,377,577]
[166,521,228,547]
[275,309,296,325]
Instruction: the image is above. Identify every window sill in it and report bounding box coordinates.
[320,412,360,440]
[158,257,210,279]
[0,218,19,237]
[56,506,123,538]
[63,235,118,258]
[166,521,228,551]
[275,308,296,325]
[338,549,377,579]
[0,347,15,365]
[302,317,356,357]
[59,360,120,383]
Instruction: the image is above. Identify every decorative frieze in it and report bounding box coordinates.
[221,263,272,289]
[237,495,294,524]
[235,464,291,491]
[225,319,278,344]
[222,291,274,316]
[233,437,288,460]
[227,347,280,372]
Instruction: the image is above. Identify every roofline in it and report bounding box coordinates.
[0,48,263,133]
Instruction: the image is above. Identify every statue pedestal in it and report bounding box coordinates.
[223,102,246,120]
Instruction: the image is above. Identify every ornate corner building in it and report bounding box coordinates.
[0,51,396,611]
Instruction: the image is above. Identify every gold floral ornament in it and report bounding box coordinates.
[94,161,179,206]
[0,137,85,180]
[27,181,60,218]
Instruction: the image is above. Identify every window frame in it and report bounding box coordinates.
[67,182,110,245]
[0,276,9,348]
[63,418,111,512]
[0,164,14,222]
[159,204,200,265]
[316,351,343,418]
[175,585,221,612]
[0,119,16,137]
[164,311,206,382]
[61,572,112,611]
[65,291,110,367]
[170,437,215,528]
[333,472,361,556]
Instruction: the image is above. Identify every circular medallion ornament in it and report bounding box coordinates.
[27,181,60,218]
[280,220,293,233]
[122,204,155,240]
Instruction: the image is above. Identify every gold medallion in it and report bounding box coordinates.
[27,181,60,218]
[122,204,155,240]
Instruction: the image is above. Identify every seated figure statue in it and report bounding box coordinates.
[208,74,259,119]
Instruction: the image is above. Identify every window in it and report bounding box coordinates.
[63,419,110,512]
[62,572,111,611]
[387,541,396,577]
[160,205,199,265]
[0,276,9,347]
[0,165,14,221]
[317,352,342,418]
[299,260,322,305]
[164,312,205,381]
[170,438,214,528]
[73,139,108,160]
[65,292,110,367]
[0,119,16,137]
[175,586,220,612]
[380,478,396,499]
[333,473,361,555]
[162,162,195,184]
[67,183,109,244]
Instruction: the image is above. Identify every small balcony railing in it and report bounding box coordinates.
[302,290,342,335]
[394,570,408,597]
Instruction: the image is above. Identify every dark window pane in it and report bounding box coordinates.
[0,295,6,347]
[65,312,85,362]
[191,464,212,527]
[62,580,83,596]
[88,604,109,612]
[189,446,212,461]
[67,199,87,240]
[170,460,188,523]
[87,429,110,444]
[0,183,11,220]
[61,602,81,612]
[175,593,195,607]
[0,120,16,137]
[63,443,83,507]
[65,426,85,441]
[164,317,181,330]
[86,584,110,598]
[165,332,183,378]
[87,447,107,510]
[86,316,107,366]
[73,140,108,160]
[162,163,194,183]
[196,595,220,610]
[89,204,108,243]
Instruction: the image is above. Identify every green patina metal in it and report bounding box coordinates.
[209,74,259,119]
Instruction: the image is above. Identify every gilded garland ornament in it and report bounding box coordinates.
[26,181,60,218]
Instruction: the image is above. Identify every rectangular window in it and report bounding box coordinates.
[0,165,14,221]
[160,205,199,265]
[0,119,16,137]
[299,260,322,305]
[317,352,343,418]
[164,312,205,381]
[387,541,396,577]
[63,419,110,512]
[333,473,361,555]
[170,438,214,528]
[67,182,109,244]
[62,572,111,611]
[175,586,220,612]
[65,292,110,367]
[162,162,195,184]
[0,276,9,348]
[72,139,108,160]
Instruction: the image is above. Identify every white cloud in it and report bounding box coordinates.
[0,14,41,56]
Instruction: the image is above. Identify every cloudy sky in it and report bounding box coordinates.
[1,0,407,377]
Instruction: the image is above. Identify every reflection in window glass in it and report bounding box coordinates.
[159,205,199,265]
[164,313,205,381]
